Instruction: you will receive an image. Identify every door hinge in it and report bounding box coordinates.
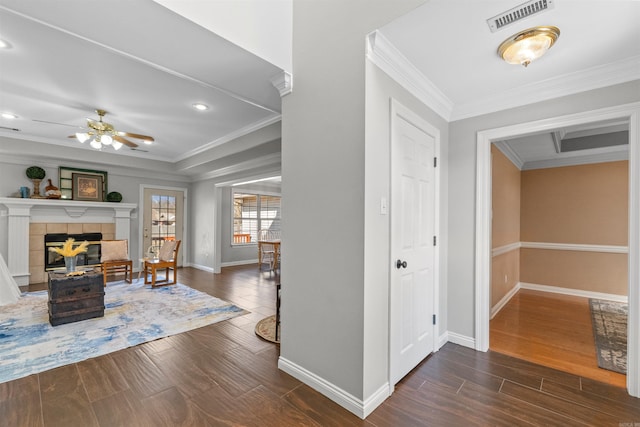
[434,157,437,167]
[432,314,436,325]
[433,236,437,246]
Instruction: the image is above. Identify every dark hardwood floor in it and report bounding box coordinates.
[1,265,638,426]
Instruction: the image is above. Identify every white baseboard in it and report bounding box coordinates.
[220,259,258,267]
[519,282,628,303]
[491,283,521,319]
[187,263,215,273]
[438,331,449,349]
[278,356,387,419]
[446,331,475,349]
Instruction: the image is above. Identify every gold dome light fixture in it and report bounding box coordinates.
[498,26,560,67]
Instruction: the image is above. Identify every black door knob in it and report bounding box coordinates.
[396,259,407,269]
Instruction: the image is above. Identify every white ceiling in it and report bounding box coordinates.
[1,0,638,178]
[0,0,283,179]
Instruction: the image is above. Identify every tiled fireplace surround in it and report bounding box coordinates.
[0,198,136,286]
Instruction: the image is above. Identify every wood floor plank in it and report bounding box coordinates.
[145,347,216,399]
[138,386,214,426]
[283,383,372,427]
[109,347,173,400]
[76,354,129,402]
[92,389,146,427]
[500,379,621,425]
[39,365,99,427]
[541,378,640,420]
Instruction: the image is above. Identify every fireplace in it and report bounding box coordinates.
[45,233,103,271]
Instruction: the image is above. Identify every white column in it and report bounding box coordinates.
[114,207,135,241]
[5,202,32,286]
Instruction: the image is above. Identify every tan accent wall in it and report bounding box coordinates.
[520,249,627,295]
[520,160,628,295]
[521,161,628,245]
[491,249,520,306]
[491,145,521,305]
[492,145,521,248]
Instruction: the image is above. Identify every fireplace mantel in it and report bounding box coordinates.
[0,197,137,286]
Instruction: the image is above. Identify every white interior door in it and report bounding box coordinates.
[143,188,184,266]
[390,100,437,386]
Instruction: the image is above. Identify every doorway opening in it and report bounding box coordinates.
[475,103,640,396]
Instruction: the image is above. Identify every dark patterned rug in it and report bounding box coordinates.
[589,299,628,374]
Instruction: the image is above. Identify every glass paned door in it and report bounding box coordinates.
[143,188,184,265]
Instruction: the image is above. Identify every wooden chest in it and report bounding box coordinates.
[48,271,105,326]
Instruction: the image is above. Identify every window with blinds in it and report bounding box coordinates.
[232,192,281,244]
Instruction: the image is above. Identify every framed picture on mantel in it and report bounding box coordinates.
[59,166,108,200]
[72,173,104,202]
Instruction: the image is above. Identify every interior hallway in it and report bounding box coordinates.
[490,288,627,388]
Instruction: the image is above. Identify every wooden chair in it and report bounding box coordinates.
[100,240,132,285]
[258,229,279,271]
[144,240,181,287]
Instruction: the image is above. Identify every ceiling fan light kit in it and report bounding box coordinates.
[498,25,560,67]
[71,109,154,152]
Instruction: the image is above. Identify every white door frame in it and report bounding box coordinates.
[389,99,441,387]
[138,184,189,266]
[474,102,640,397]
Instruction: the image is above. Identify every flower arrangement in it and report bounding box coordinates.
[49,238,89,257]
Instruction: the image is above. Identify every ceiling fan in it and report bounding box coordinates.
[68,109,154,151]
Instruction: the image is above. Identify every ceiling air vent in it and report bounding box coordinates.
[487,0,555,33]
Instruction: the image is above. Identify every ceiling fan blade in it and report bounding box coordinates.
[113,135,138,148]
[117,131,154,142]
[33,119,85,129]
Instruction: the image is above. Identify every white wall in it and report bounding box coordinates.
[153,0,292,73]
[447,80,640,339]
[363,60,449,398]
[280,0,426,414]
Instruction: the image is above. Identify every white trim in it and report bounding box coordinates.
[493,141,524,170]
[187,263,215,273]
[521,242,628,253]
[270,71,293,97]
[138,184,189,266]
[446,331,475,349]
[452,56,640,121]
[277,356,385,419]
[519,282,628,303]
[367,31,453,120]
[492,242,521,257]
[521,146,629,171]
[491,283,521,319]
[475,102,640,397]
[438,331,449,349]
[220,259,258,267]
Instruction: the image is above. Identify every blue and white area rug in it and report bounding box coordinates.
[0,280,248,384]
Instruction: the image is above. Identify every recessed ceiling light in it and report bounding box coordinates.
[0,39,12,49]
[1,112,18,119]
[192,103,209,111]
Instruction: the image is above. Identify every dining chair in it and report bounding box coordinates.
[144,240,181,287]
[100,240,133,284]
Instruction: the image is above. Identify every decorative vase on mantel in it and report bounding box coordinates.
[25,166,46,199]
[64,256,77,273]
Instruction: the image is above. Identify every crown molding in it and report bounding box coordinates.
[271,71,293,97]
[451,55,640,121]
[366,31,454,120]
[493,141,524,170]
[193,152,281,182]
[174,114,281,162]
[521,145,629,170]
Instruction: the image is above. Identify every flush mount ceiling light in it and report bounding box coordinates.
[498,26,560,67]
[192,103,209,111]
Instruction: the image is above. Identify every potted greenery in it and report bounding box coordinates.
[25,166,46,198]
